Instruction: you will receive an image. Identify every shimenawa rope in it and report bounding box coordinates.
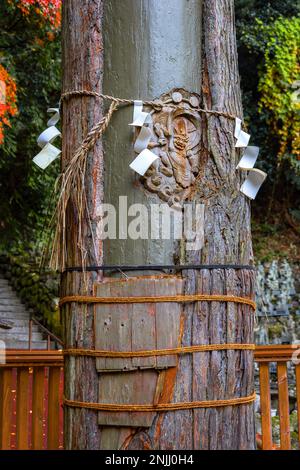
[63,392,256,412]
[59,293,256,310]
[63,343,255,358]
[61,291,255,411]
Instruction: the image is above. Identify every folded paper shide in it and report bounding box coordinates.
[234,117,251,148]
[235,118,267,200]
[130,148,158,176]
[33,108,61,170]
[129,100,157,176]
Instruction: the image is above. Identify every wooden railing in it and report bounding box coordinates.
[0,346,299,450]
[255,345,300,450]
[0,351,63,450]
[28,317,63,350]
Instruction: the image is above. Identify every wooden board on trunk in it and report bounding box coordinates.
[95,275,183,427]
[98,370,158,427]
[94,275,184,372]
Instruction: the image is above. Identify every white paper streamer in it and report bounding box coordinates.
[240,169,267,200]
[129,112,152,127]
[129,100,152,127]
[234,118,242,139]
[33,105,61,169]
[129,149,158,176]
[236,146,260,170]
[134,126,152,154]
[37,126,61,149]
[33,143,61,170]
[234,117,251,148]
[236,145,267,199]
[47,108,60,127]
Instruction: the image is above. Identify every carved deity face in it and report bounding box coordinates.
[139,90,201,207]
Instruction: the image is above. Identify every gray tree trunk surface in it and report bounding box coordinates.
[62,0,255,450]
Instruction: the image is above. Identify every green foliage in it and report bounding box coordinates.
[236,1,300,260]
[0,1,61,249]
[242,17,300,160]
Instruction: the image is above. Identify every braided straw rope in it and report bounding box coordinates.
[50,100,118,272]
[60,90,238,120]
[63,392,256,412]
[63,343,255,358]
[59,293,256,310]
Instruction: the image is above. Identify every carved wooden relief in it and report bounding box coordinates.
[139,89,202,206]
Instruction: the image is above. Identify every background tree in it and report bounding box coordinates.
[0,0,61,250]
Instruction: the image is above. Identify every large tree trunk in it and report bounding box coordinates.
[62,0,255,450]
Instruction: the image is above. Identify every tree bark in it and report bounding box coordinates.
[62,0,255,450]
[61,0,104,449]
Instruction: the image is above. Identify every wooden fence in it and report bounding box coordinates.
[0,351,63,450]
[0,345,299,450]
[255,344,300,450]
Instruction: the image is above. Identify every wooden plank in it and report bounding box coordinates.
[95,276,183,429]
[0,368,12,449]
[0,350,63,367]
[16,368,30,450]
[32,367,45,450]
[277,362,291,450]
[95,276,182,371]
[48,367,61,450]
[107,280,133,371]
[255,345,299,362]
[98,370,157,427]
[295,364,300,449]
[259,363,272,450]
[154,277,183,368]
[95,281,132,371]
[95,281,113,371]
[131,278,156,369]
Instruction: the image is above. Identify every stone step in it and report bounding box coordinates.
[0,287,15,294]
[0,277,54,351]
[0,332,44,342]
[0,319,37,327]
[0,304,29,311]
[0,305,29,312]
[0,311,30,319]
[0,305,27,312]
[0,284,14,291]
[0,296,24,303]
[0,298,26,306]
[1,325,40,334]
[4,340,50,350]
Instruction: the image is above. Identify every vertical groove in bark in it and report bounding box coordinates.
[61,0,104,449]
